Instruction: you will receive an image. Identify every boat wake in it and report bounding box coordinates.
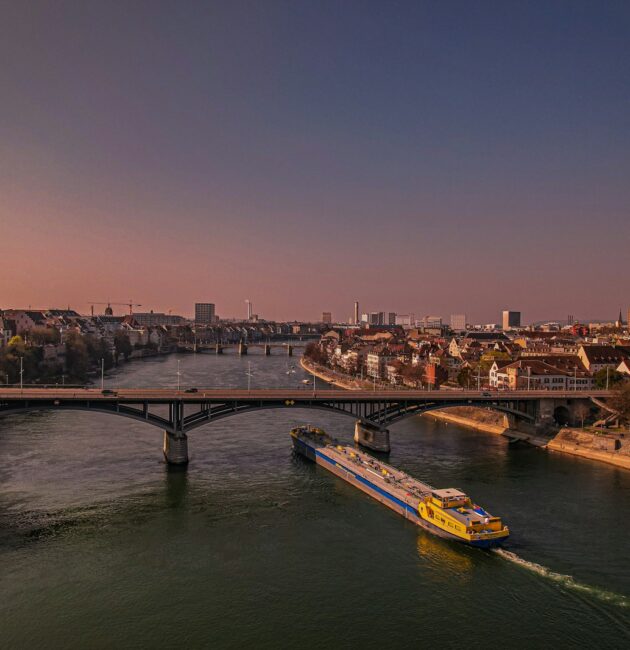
[493,548,630,609]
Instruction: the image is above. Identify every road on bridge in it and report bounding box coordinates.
[0,388,614,402]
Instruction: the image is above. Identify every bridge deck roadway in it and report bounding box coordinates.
[0,388,613,402]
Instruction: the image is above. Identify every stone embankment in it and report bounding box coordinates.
[546,428,630,470]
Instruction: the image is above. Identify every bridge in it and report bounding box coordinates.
[176,341,306,355]
[0,387,612,464]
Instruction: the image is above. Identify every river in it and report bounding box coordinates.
[1,352,629,648]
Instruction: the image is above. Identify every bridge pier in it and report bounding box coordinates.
[264,344,271,356]
[354,421,390,453]
[239,342,248,355]
[163,431,189,465]
[287,345,293,356]
[215,343,223,354]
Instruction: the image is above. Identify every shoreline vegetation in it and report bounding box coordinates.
[300,356,630,471]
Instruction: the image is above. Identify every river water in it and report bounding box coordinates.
[1,352,629,648]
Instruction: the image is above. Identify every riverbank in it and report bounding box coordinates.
[546,428,630,470]
[300,357,375,390]
[301,357,630,460]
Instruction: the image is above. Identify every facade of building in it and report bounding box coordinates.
[368,312,385,326]
[353,302,359,325]
[195,303,215,324]
[366,349,397,379]
[450,314,466,331]
[502,310,521,330]
[395,314,414,327]
[133,312,186,326]
[322,312,332,325]
[577,345,629,372]
[388,312,397,326]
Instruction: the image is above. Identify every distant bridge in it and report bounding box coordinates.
[0,388,612,464]
[176,341,307,355]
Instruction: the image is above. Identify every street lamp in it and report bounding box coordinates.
[101,358,105,390]
[176,359,182,391]
[246,361,254,393]
[19,356,23,391]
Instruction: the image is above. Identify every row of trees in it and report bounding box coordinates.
[303,342,328,365]
[0,330,135,385]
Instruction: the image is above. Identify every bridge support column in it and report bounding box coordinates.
[287,345,293,356]
[354,421,390,453]
[264,344,271,356]
[163,431,189,465]
[502,413,516,429]
[239,342,248,355]
[215,343,223,354]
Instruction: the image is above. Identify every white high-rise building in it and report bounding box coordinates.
[450,314,467,331]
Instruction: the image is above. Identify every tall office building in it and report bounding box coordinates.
[353,301,359,325]
[395,314,413,327]
[450,314,466,331]
[369,312,385,326]
[502,310,521,331]
[388,312,397,326]
[422,315,442,329]
[322,312,332,324]
[195,303,215,324]
[245,300,253,321]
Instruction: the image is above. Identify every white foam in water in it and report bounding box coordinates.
[493,548,630,609]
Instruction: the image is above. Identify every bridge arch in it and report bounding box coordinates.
[0,398,534,435]
[0,403,172,431]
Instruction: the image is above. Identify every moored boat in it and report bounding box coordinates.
[291,425,509,548]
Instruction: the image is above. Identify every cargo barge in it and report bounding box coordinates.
[291,426,509,548]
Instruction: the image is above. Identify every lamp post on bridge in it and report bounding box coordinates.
[101,358,105,390]
[246,361,254,393]
[177,360,182,391]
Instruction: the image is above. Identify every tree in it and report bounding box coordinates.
[114,331,133,361]
[609,382,630,426]
[457,367,473,388]
[64,331,89,382]
[479,350,511,373]
[401,364,425,387]
[0,335,40,384]
[85,334,114,369]
[304,342,328,365]
[28,327,59,345]
[593,368,625,389]
[574,402,591,428]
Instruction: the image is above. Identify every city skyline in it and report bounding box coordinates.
[2,2,629,322]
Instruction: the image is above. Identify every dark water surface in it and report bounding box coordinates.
[1,353,629,648]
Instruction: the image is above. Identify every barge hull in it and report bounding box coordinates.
[293,437,466,544]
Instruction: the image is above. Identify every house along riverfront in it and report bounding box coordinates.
[1,351,629,648]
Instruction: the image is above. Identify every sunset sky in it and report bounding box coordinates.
[1,1,629,323]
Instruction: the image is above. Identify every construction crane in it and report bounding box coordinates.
[88,300,142,316]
